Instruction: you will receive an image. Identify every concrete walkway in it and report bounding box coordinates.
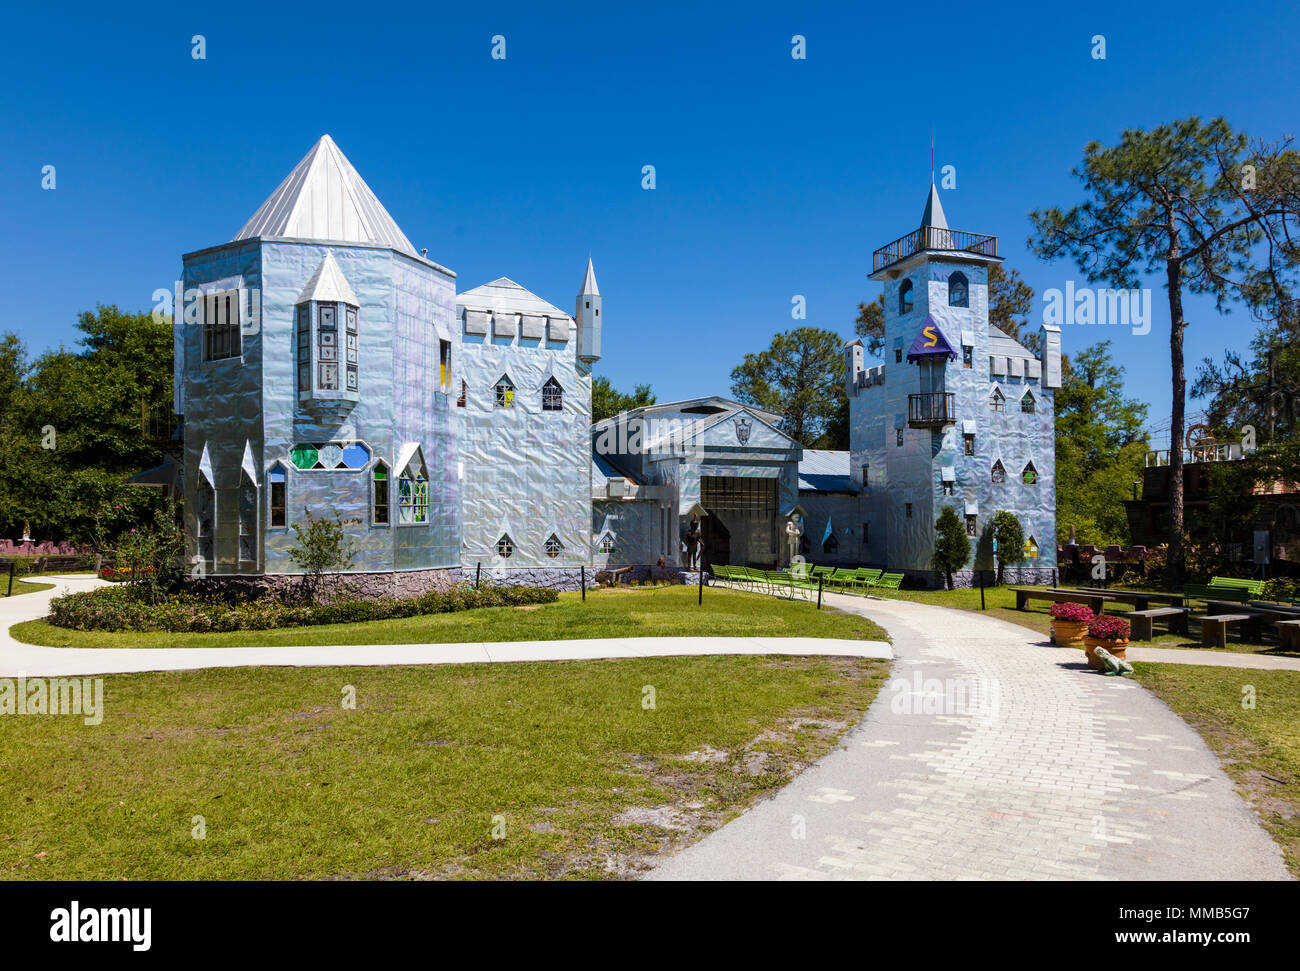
[0,575,892,676]
[649,590,1293,881]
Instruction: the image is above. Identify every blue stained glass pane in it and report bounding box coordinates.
[340,443,370,469]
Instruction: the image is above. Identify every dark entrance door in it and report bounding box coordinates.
[701,511,731,569]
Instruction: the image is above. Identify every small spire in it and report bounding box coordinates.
[920,182,948,231]
[580,256,600,296]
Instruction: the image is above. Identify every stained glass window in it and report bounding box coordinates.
[992,460,1006,484]
[1022,462,1038,485]
[398,454,429,525]
[373,463,389,525]
[1024,536,1039,559]
[495,374,515,408]
[1021,391,1035,414]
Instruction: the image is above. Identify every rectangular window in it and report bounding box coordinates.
[373,466,389,525]
[204,291,242,361]
[701,475,777,511]
[964,434,975,456]
[317,304,339,390]
[269,467,287,528]
[896,428,904,446]
[345,306,358,393]
[966,515,977,536]
[439,340,450,390]
[905,503,913,519]
[296,305,311,392]
[942,482,954,496]
[457,379,467,408]
[962,345,973,368]
[862,522,869,544]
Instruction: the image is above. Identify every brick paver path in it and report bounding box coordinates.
[649,591,1292,881]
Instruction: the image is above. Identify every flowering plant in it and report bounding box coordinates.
[1087,615,1130,641]
[1048,602,1094,623]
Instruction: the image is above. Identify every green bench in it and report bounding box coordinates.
[1185,577,1266,603]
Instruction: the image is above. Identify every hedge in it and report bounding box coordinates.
[47,583,560,634]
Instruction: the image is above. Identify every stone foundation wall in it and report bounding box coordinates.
[912,567,1058,590]
[187,568,463,601]
[593,565,702,586]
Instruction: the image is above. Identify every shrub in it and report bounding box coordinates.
[47,583,560,634]
[1087,615,1130,641]
[1263,577,1296,603]
[1049,601,1095,623]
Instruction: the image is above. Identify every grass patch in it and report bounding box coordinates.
[12,585,889,649]
[875,586,1298,657]
[1131,663,1300,877]
[0,655,889,879]
[3,579,55,597]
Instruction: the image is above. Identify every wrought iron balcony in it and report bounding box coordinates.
[873,226,998,273]
[908,392,956,428]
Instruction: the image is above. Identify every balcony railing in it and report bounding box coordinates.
[908,392,956,427]
[873,226,998,273]
[1144,443,1243,467]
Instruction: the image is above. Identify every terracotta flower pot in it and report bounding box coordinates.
[1051,619,1090,647]
[1083,636,1129,670]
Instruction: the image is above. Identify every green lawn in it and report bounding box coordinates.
[1132,663,1300,878]
[3,579,55,597]
[872,585,1299,657]
[0,655,889,879]
[12,585,890,649]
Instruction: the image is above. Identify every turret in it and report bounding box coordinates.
[576,257,601,363]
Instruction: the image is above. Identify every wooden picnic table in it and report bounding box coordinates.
[1010,587,1115,615]
[1064,587,1186,612]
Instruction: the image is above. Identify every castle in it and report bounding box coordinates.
[167,135,1056,591]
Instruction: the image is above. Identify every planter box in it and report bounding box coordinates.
[1051,619,1089,647]
[1083,636,1129,670]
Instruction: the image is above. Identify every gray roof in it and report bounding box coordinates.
[920,183,948,230]
[234,135,419,258]
[456,277,570,318]
[988,324,1038,361]
[580,257,599,296]
[592,452,637,486]
[798,449,855,493]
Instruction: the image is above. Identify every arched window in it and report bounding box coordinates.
[196,479,215,563]
[989,388,1005,412]
[948,271,969,308]
[238,472,256,562]
[542,377,563,412]
[1021,390,1036,414]
[497,534,515,558]
[898,279,914,314]
[268,463,287,528]
[372,462,390,525]
[544,533,563,557]
[398,452,429,525]
[495,374,515,408]
[991,460,1006,484]
[1022,461,1039,485]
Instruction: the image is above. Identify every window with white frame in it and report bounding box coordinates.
[204,291,241,361]
[397,452,429,525]
[542,377,563,412]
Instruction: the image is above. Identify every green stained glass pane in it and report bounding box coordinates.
[373,467,387,481]
[291,445,319,470]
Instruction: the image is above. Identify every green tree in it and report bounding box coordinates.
[987,264,1038,349]
[932,505,971,590]
[854,295,885,358]
[1028,117,1300,583]
[0,307,173,543]
[287,508,360,603]
[1054,341,1149,546]
[730,327,845,446]
[591,376,655,424]
[990,510,1026,585]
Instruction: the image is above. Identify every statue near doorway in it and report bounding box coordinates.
[685,516,702,570]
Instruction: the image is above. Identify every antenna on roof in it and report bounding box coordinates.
[930,126,935,184]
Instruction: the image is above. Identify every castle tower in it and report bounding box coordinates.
[576,257,602,364]
[846,184,1059,585]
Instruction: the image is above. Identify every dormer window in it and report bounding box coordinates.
[542,377,563,412]
[899,279,914,314]
[495,374,515,408]
[948,271,969,308]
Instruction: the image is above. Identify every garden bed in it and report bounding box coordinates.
[46,583,558,634]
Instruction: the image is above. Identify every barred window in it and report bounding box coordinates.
[700,475,776,511]
[542,377,563,412]
[495,374,515,408]
[544,534,563,557]
[989,388,1005,412]
[497,534,514,558]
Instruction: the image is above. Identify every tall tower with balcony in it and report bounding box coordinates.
[844,185,1060,585]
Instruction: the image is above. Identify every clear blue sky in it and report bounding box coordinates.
[2,0,1296,445]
